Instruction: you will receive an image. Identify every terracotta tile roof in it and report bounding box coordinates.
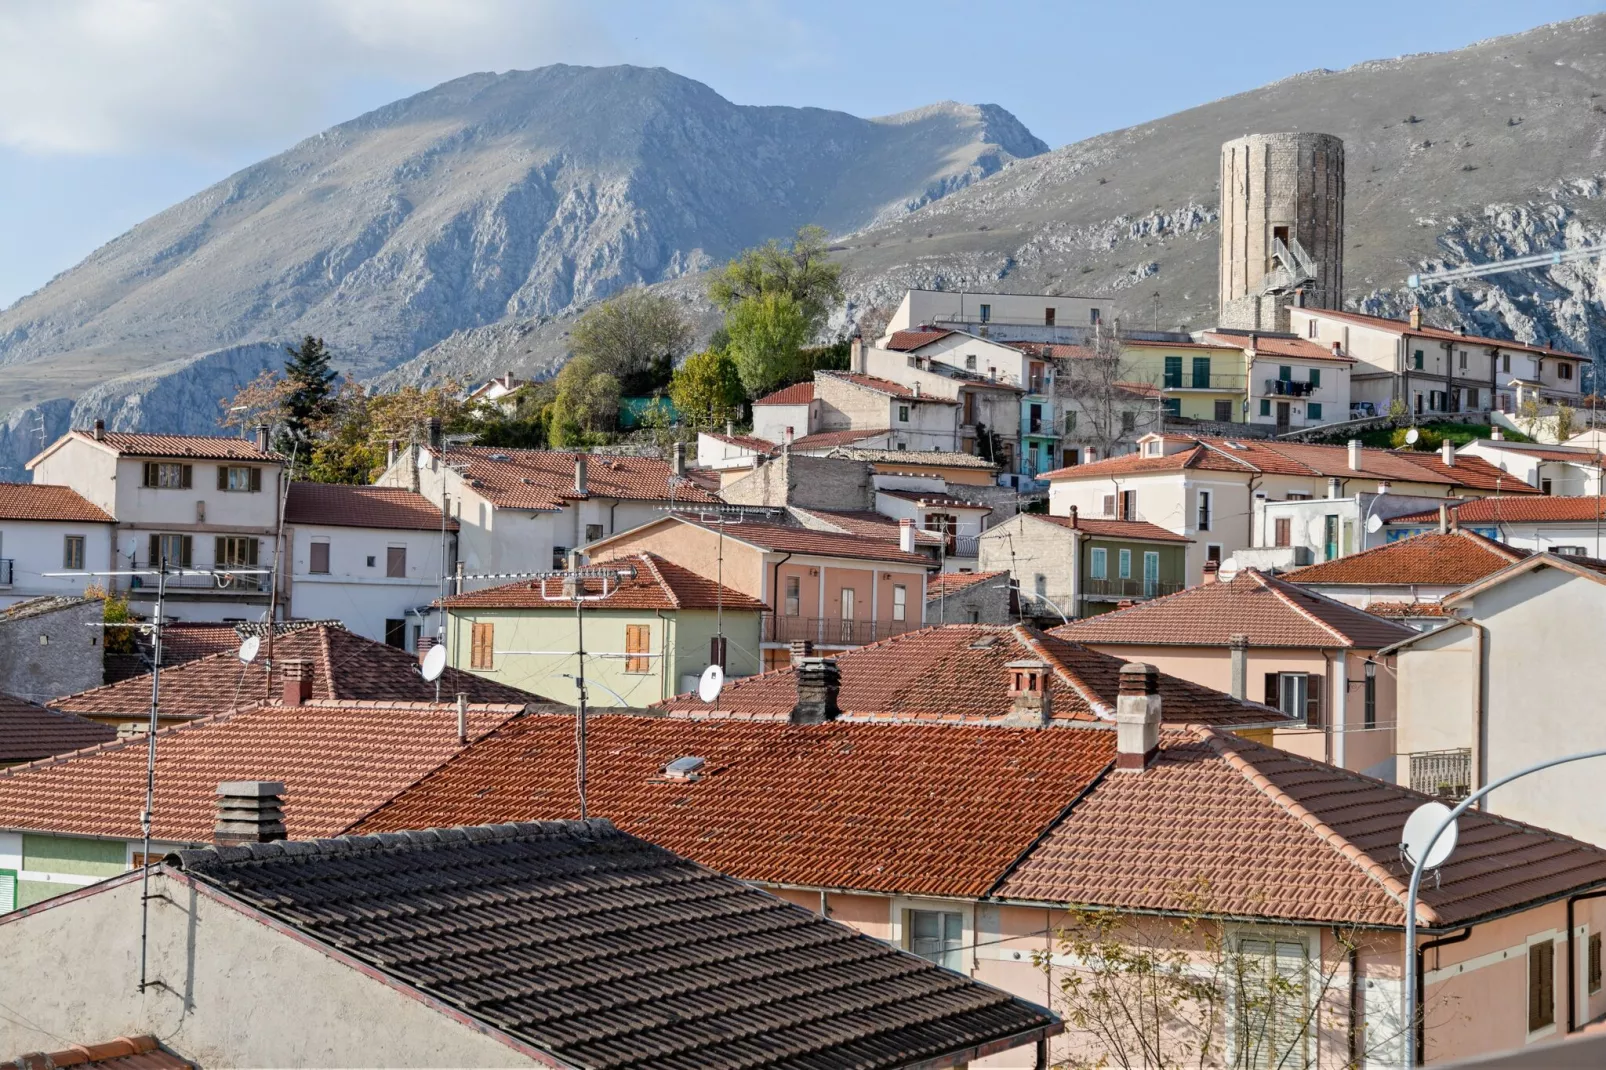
[1124,338,1243,352]
[752,382,816,405]
[443,553,769,612]
[0,699,525,842]
[1301,308,1588,361]
[141,619,344,668]
[1050,570,1414,650]
[788,508,944,546]
[669,516,934,566]
[9,1035,192,1070]
[0,483,113,523]
[655,624,1287,727]
[172,821,1058,1069]
[700,430,777,454]
[1361,601,1449,619]
[1389,496,1606,525]
[926,570,1007,597]
[52,625,543,721]
[789,427,892,451]
[1040,444,1249,481]
[876,488,993,510]
[1005,341,1097,359]
[885,328,957,351]
[447,447,719,511]
[1397,452,1542,493]
[820,446,1000,469]
[354,711,1118,897]
[820,371,960,403]
[0,694,115,763]
[998,726,1606,928]
[1200,331,1356,363]
[1465,440,1605,463]
[284,482,455,530]
[1282,530,1529,587]
[1023,512,1192,543]
[68,431,277,461]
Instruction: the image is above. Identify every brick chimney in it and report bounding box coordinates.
[1201,559,1220,585]
[898,517,917,554]
[254,424,270,453]
[1347,438,1362,472]
[1409,305,1423,331]
[671,441,686,477]
[574,454,588,495]
[93,419,105,442]
[1068,504,1079,528]
[213,781,287,845]
[456,693,468,745]
[1331,341,1343,359]
[416,635,435,664]
[789,639,814,667]
[1003,660,1053,727]
[1441,439,1456,466]
[1229,635,1249,700]
[792,657,841,724]
[1114,662,1161,772]
[281,659,313,706]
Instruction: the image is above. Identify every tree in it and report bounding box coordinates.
[1555,401,1577,442]
[1517,394,1545,439]
[570,288,694,395]
[670,348,746,430]
[553,355,621,441]
[283,336,339,442]
[709,224,844,336]
[1057,325,1159,459]
[726,292,809,397]
[1385,396,1410,423]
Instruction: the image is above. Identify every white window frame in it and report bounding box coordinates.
[1089,547,1108,580]
[1197,489,1213,532]
[889,896,974,976]
[891,584,906,622]
[1225,927,1315,1070]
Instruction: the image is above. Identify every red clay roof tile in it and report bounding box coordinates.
[1024,512,1192,543]
[448,447,719,511]
[0,483,113,523]
[788,508,945,546]
[752,382,816,405]
[1389,496,1606,525]
[444,553,768,612]
[11,1034,192,1070]
[1301,308,1589,362]
[0,694,116,763]
[885,329,957,351]
[1283,530,1529,586]
[67,431,277,461]
[790,427,892,450]
[283,482,455,530]
[926,570,1008,597]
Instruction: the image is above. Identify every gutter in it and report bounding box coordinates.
[768,551,794,646]
[1414,926,1472,1066]
[1567,887,1606,1032]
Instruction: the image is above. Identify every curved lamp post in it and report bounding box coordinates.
[1402,746,1606,1069]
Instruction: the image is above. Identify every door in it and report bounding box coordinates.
[838,588,856,643]
[1275,401,1291,430]
[1142,552,1160,598]
[214,536,259,590]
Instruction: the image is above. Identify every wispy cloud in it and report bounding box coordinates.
[0,0,620,156]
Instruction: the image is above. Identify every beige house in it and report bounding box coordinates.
[442,551,767,706]
[880,288,1112,344]
[1385,552,1606,846]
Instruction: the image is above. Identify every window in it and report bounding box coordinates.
[1101,494,1117,518]
[1044,307,1056,326]
[966,610,981,624]
[62,535,84,570]
[585,523,603,542]
[1274,518,1291,548]
[784,576,801,616]
[1465,388,1478,410]
[1415,392,1424,415]
[1364,666,1377,730]
[142,462,191,489]
[1502,353,1511,373]
[1163,356,1183,389]
[1560,362,1574,381]
[551,546,568,570]
[1529,940,1556,1033]
[908,909,962,972]
[1118,548,1132,579]
[1215,399,1234,422]
[1121,410,1136,433]
[624,624,651,674]
[1064,410,1077,433]
[1090,308,1101,325]
[1197,489,1212,531]
[470,622,494,670]
[892,584,907,622]
[1307,319,1317,339]
[1142,551,1159,597]
[365,555,376,568]
[1260,399,1271,417]
[1323,515,1339,561]
[1144,440,1162,457]
[1308,369,1320,389]
[215,536,260,587]
[1061,448,1080,467]
[1090,547,1108,580]
[384,619,406,649]
[1234,936,1311,1070]
[1413,349,1425,370]
[148,533,192,568]
[1589,932,1602,995]
[1458,349,1468,370]
[964,354,976,371]
[382,546,405,578]
[1206,544,1223,565]
[898,404,910,422]
[1542,478,1553,495]
[1120,490,1137,520]
[217,465,261,492]
[978,303,991,323]
[1265,672,1320,725]
[1308,402,1323,421]
[1554,545,1588,556]
[309,541,330,575]
[0,868,15,913]
[1192,356,1211,388]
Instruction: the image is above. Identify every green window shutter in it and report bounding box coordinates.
[0,869,15,913]
[181,535,193,567]
[1308,402,1323,421]
[1163,356,1182,388]
[1260,399,1271,417]
[1309,369,1321,388]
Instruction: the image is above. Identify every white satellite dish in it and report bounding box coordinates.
[1404,428,1421,446]
[697,664,725,704]
[237,635,261,664]
[420,644,448,683]
[1216,558,1241,584]
[1366,513,1385,534]
[1401,800,1459,870]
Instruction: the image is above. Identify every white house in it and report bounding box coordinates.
[751,382,821,444]
[1383,496,1606,558]
[26,424,285,623]
[0,484,114,610]
[1456,438,1603,497]
[880,288,1112,345]
[282,482,455,651]
[373,440,720,593]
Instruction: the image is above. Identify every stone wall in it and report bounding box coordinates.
[925,579,1012,625]
[814,376,891,431]
[0,597,105,703]
[719,454,874,511]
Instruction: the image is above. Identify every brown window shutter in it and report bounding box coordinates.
[625,624,650,674]
[217,466,229,491]
[471,622,493,670]
[387,547,406,578]
[143,462,156,488]
[1102,494,1116,517]
[1274,518,1291,548]
[181,465,193,489]
[181,535,193,567]
[1264,673,1280,709]
[250,467,262,492]
[148,534,160,566]
[310,542,329,574]
[1306,674,1322,727]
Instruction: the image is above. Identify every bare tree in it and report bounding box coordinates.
[856,302,896,346]
[1054,324,1161,459]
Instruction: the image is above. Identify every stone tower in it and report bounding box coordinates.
[1218,132,1345,330]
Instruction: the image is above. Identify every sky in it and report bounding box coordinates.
[0,0,1600,309]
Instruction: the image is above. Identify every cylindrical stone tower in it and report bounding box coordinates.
[1218,132,1344,330]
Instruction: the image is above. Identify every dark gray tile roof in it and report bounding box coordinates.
[170,820,1058,1070]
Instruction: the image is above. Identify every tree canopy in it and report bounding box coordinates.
[725,291,810,398]
[283,336,339,442]
[708,225,844,337]
[569,287,693,396]
[669,348,746,431]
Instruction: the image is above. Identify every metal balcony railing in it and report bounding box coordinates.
[1163,373,1247,390]
[128,567,273,594]
[762,614,924,647]
[1263,378,1317,397]
[0,559,12,586]
[1408,749,1473,801]
[1081,577,1184,601]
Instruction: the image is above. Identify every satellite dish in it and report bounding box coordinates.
[1404,428,1421,446]
[1216,558,1241,584]
[237,635,261,664]
[697,664,725,704]
[1401,800,1459,870]
[1366,513,1385,534]
[420,644,448,683]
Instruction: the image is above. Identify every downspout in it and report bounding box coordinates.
[769,551,794,650]
[1414,927,1472,1066]
[609,501,619,536]
[655,609,671,703]
[1567,887,1606,1033]
[1331,649,1347,769]
[1451,612,1488,807]
[1341,931,1360,1069]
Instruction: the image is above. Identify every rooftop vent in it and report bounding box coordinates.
[214,780,287,845]
[969,635,1001,650]
[663,756,706,781]
[1223,441,1248,450]
[488,453,511,461]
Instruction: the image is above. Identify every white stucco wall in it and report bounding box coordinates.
[286,524,452,647]
[0,519,114,608]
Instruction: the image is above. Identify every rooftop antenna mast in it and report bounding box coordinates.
[534,563,639,819]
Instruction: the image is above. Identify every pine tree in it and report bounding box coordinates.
[283,336,338,441]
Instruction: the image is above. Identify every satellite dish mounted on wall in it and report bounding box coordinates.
[1401,800,1459,870]
[698,664,725,704]
[237,635,261,664]
[420,644,448,683]
[1404,428,1421,446]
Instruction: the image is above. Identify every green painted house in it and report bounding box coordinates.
[978,512,1191,622]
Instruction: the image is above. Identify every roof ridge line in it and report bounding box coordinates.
[637,552,677,609]
[1198,727,1435,926]
[1190,440,1265,473]
[1015,624,1112,721]
[1255,571,1358,646]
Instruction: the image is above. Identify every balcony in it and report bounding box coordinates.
[1407,748,1472,802]
[1081,577,1185,601]
[762,614,925,647]
[1161,373,1247,391]
[1262,378,1316,397]
[0,558,11,586]
[128,567,273,595]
